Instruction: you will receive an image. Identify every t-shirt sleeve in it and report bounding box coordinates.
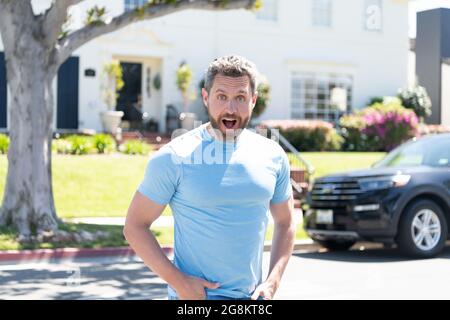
[270,151,293,204]
[137,147,182,205]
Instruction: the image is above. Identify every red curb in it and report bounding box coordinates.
[0,246,174,263]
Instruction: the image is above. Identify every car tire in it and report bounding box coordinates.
[314,239,356,251]
[396,199,448,258]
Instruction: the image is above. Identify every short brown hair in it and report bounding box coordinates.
[204,55,259,94]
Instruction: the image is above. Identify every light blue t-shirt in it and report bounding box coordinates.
[138,123,292,299]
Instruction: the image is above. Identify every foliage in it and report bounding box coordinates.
[261,120,343,151]
[253,77,270,118]
[65,135,95,155]
[398,85,432,119]
[85,6,107,26]
[119,139,152,155]
[176,62,194,112]
[101,60,125,110]
[93,134,117,154]
[0,134,9,154]
[340,99,419,151]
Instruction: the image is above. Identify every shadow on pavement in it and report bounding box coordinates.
[0,259,168,300]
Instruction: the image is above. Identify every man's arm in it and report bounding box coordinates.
[123,191,220,300]
[251,195,296,300]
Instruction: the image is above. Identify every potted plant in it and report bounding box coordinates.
[176,62,197,130]
[100,60,125,135]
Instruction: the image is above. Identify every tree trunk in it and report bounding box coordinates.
[0,41,59,239]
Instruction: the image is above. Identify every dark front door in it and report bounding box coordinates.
[117,62,142,121]
[0,52,6,128]
[57,56,79,129]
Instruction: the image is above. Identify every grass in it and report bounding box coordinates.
[0,151,384,250]
[0,152,385,219]
[299,152,386,178]
[0,223,128,250]
[0,154,172,218]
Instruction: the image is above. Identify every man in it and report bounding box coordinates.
[124,55,296,300]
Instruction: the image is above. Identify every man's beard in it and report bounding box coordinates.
[206,105,251,141]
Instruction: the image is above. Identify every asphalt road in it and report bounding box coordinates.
[1,244,450,300]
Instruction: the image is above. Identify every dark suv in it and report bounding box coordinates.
[304,133,450,258]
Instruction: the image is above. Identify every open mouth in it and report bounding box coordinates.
[222,118,238,129]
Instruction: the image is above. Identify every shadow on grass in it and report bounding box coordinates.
[0,223,164,251]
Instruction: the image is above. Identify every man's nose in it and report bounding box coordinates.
[225,100,238,114]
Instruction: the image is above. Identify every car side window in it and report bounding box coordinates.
[424,140,450,167]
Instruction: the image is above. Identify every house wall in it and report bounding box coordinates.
[0,0,410,132]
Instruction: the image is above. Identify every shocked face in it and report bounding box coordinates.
[202,74,257,139]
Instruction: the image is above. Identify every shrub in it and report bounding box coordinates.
[260,120,343,151]
[119,139,152,155]
[65,135,95,155]
[398,85,432,119]
[253,77,270,119]
[52,139,72,154]
[93,134,116,154]
[0,134,9,154]
[340,100,419,151]
[339,114,380,151]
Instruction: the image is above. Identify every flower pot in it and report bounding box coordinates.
[179,112,197,131]
[100,111,124,134]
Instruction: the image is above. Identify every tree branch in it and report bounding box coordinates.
[57,0,256,65]
[40,0,86,46]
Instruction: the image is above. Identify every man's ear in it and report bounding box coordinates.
[251,91,258,109]
[201,88,209,108]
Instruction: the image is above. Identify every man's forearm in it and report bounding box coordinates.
[124,225,186,290]
[266,222,296,289]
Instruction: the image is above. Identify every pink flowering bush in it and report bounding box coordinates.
[340,100,419,151]
[260,120,343,151]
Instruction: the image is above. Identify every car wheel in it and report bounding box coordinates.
[396,199,448,258]
[314,239,356,251]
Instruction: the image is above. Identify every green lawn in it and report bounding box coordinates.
[0,151,385,250]
[0,154,172,218]
[299,152,386,178]
[0,152,386,219]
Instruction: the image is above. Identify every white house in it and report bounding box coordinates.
[0,0,410,133]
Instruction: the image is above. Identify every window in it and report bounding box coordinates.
[364,0,382,32]
[124,0,147,12]
[291,72,353,123]
[312,0,332,27]
[255,0,278,21]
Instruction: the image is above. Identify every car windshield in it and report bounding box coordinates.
[374,136,450,168]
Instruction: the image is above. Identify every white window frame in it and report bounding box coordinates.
[290,72,353,123]
[311,0,332,27]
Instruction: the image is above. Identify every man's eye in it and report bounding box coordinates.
[218,95,227,101]
[237,96,246,103]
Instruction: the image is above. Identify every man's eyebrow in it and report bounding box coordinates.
[214,88,248,94]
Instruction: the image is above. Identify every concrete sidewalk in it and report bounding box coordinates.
[65,209,304,228]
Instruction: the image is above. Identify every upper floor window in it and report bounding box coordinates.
[255,0,278,21]
[312,0,332,27]
[364,0,383,32]
[124,0,147,12]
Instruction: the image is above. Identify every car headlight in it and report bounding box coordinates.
[358,174,411,191]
